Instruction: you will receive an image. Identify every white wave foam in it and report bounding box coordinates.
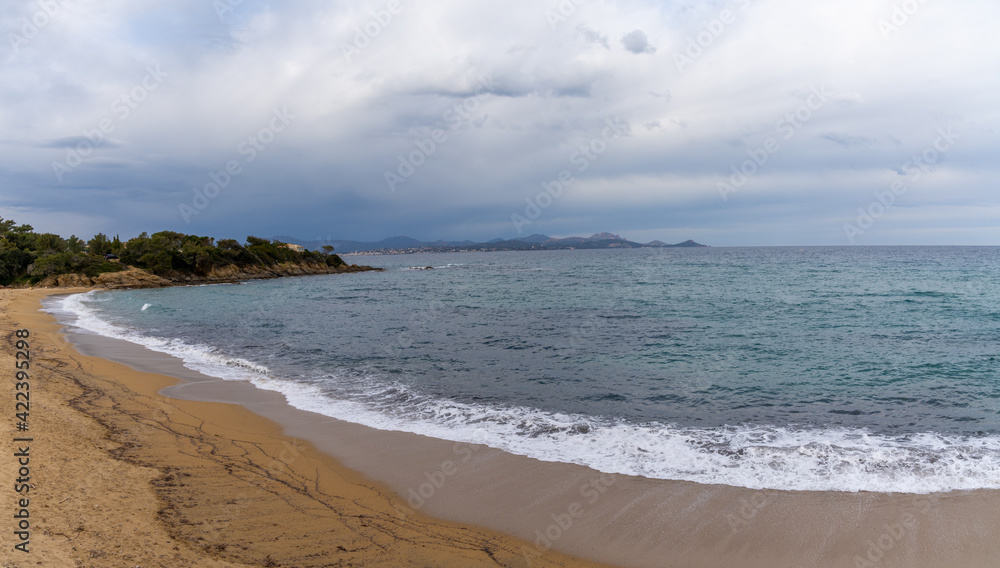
[49,291,1000,494]
[53,292,272,382]
[275,380,1000,493]
[404,263,465,270]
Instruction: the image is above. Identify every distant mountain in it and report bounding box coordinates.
[541,232,625,246]
[520,234,553,243]
[377,235,423,248]
[275,234,707,254]
[588,232,623,241]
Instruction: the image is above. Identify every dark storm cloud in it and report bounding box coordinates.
[1,0,999,245]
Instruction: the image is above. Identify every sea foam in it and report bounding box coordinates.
[49,291,1000,494]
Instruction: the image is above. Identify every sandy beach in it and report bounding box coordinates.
[3,286,1000,567]
[0,288,610,568]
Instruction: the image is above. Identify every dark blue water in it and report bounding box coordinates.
[54,247,1000,492]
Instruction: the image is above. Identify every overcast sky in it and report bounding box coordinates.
[1,0,997,246]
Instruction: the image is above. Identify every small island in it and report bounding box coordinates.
[0,217,381,289]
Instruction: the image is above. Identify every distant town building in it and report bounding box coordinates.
[282,243,305,252]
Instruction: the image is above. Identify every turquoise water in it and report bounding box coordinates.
[53,247,1000,492]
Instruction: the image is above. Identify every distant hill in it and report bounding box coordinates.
[277,233,708,254]
[520,234,554,244]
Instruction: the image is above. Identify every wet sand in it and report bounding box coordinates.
[0,288,609,568]
[4,287,1000,567]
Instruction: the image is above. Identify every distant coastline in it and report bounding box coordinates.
[1,217,699,287]
[278,232,709,256]
[348,238,707,256]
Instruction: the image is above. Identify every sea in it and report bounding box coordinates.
[45,247,1000,493]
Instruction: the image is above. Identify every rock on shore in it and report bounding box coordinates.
[32,261,382,290]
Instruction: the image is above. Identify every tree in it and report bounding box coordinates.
[217,239,243,252]
[0,221,36,250]
[0,249,33,285]
[0,217,358,284]
[67,235,85,253]
[119,233,152,266]
[151,231,186,249]
[34,233,66,254]
[0,218,32,236]
[179,240,213,274]
[88,233,113,255]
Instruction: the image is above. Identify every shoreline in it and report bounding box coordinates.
[1,287,610,567]
[15,257,384,291]
[5,287,1000,567]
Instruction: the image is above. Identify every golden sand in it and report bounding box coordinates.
[0,288,609,567]
[3,286,999,568]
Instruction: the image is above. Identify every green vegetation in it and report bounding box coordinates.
[0,218,345,286]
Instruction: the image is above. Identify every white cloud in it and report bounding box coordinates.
[0,0,998,243]
[620,29,655,54]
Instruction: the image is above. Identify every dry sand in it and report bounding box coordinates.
[3,286,1000,568]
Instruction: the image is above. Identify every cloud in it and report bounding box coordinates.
[577,25,609,49]
[820,133,878,150]
[649,90,672,102]
[0,0,998,245]
[620,29,655,54]
[39,137,124,149]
